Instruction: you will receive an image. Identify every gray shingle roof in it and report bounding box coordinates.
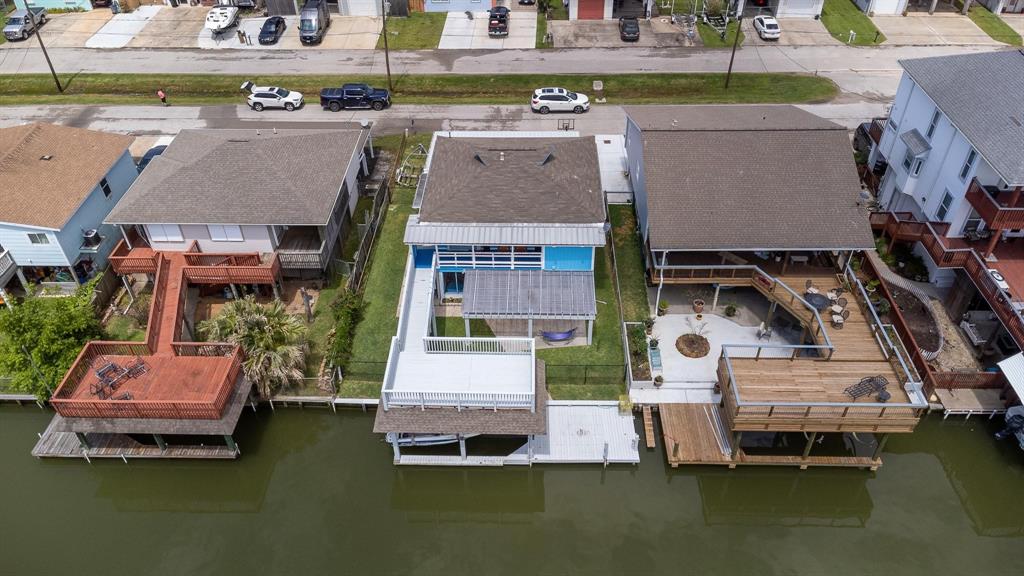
[106,129,366,226]
[462,270,597,319]
[418,136,606,225]
[628,105,874,251]
[900,50,1024,186]
[900,129,931,157]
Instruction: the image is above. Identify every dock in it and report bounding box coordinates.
[32,416,239,460]
[642,405,656,448]
[935,388,1007,419]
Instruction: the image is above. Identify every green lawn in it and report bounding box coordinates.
[376,13,446,50]
[698,21,744,48]
[544,1,569,20]
[965,4,1023,45]
[303,274,348,377]
[434,317,496,338]
[103,315,146,342]
[609,205,650,322]
[536,13,550,48]
[0,73,838,106]
[820,0,886,46]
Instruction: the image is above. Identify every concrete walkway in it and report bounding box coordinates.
[85,6,164,49]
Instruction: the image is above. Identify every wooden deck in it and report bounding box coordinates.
[642,405,656,449]
[659,404,882,470]
[32,418,238,460]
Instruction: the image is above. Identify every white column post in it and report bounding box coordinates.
[0,287,11,310]
[465,317,471,337]
[654,251,667,315]
[587,319,593,345]
[459,435,467,460]
[711,284,721,312]
[119,224,133,249]
[528,317,533,337]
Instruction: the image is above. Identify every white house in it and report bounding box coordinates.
[0,123,136,305]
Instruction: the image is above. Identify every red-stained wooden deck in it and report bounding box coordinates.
[52,242,280,420]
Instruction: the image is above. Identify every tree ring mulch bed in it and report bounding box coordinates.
[676,334,711,359]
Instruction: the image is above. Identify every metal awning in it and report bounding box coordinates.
[404,215,607,247]
[998,352,1024,399]
[900,129,932,157]
[462,269,597,320]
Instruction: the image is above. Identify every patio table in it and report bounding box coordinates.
[804,292,831,311]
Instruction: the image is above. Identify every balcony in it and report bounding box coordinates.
[276,226,329,270]
[0,249,16,287]
[868,118,886,145]
[964,179,1024,230]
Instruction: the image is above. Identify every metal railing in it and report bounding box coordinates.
[382,390,535,411]
[0,250,15,285]
[423,336,534,354]
[436,250,543,270]
[964,178,1024,230]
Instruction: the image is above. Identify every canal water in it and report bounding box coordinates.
[3,406,1024,575]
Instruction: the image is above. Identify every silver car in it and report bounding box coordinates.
[531,88,590,115]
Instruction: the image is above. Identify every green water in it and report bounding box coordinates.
[3,406,1024,575]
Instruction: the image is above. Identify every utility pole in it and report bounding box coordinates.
[381,0,393,92]
[26,8,62,93]
[724,15,742,90]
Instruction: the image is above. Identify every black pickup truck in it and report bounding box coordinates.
[488,7,509,38]
[319,83,391,112]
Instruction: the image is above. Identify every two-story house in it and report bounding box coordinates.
[104,128,372,276]
[869,50,1024,360]
[0,123,136,306]
[373,132,611,464]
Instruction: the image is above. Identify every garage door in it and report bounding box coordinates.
[577,0,605,19]
[777,0,821,17]
[871,0,902,14]
[340,0,381,16]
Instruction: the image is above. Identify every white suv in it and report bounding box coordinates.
[242,82,304,112]
[531,87,590,115]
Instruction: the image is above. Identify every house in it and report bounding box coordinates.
[0,123,136,305]
[570,0,653,20]
[373,131,620,464]
[869,50,1024,370]
[104,128,373,276]
[735,0,824,18]
[265,0,380,17]
[623,105,927,469]
[13,0,93,12]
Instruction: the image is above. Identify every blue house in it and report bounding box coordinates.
[404,132,607,343]
[0,123,136,304]
[14,0,94,12]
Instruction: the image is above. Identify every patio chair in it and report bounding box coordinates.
[827,289,839,301]
[831,315,844,329]
[837,297,848,308]
[834,287,844,297]
[842,309,850,321]
[844,375,889,400]
[805,280,814,290]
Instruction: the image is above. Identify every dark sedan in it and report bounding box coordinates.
[619,17,640,42]
[258,16,286,45]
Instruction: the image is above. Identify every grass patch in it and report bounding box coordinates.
[536,13,549,48]
[820,0,885,46]
[698,21,744,48]
[103,316,146,342]
[965,4,1023,45]
[434,316,496,338]
[543,1,569,20]
[377,13,446,50]
[338,379,383,398]
[609,205,649,322]
[0,73,838,106]
[304,275,347,377]
[341,195,376,261]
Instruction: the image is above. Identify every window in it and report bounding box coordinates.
[888,118,899,133]
[936,190,953,221]
[99,178,112,198]
[148,224,183,242]
[959,149,978,181]
[902,151,914,171]
[926,109,941,139]
[208,225,244,242]
[27,233,49,245]
[912,159,923,176]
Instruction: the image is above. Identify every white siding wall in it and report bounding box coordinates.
[340,0,381,15]
[147,224,275,254]
[776,0,824,17]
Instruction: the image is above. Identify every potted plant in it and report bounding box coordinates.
[874,298,892,317]
[644,317,655,335]
[724,304,737,317]
[649,337,659,350]
[693,299,705,314]
[654,375,664,387]
[657,300,669,316]
[865,279,880,294]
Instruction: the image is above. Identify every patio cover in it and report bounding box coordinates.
[998,352,1024,400]
[462,269,596,320]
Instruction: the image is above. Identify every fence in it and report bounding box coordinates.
[544,364,626,386]
[931,371,1006,390]
[346,181,392,292]
[423,337,534,355]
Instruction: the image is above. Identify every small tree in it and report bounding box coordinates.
[0,283,103,400]
[198,296,307,398]
[326,288,365,371]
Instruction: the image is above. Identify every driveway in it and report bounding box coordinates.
[1002,14,1024,37]
[1,11,114,49]
[743,17,840,46]
[871,14,1002,45]
[438,10,536,49]
[128,6,208,49]
[197,16,380,50]
[549,18,690,47]
[85,6,164,49]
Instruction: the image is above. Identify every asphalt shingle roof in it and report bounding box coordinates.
[627,105,875,251]
[0,123,133,229]
[105,129,365,226]
[417,136,606,225]
[900,50,1024,186]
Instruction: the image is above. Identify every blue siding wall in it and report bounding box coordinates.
[14,0,93,10]
[57,151,139,269]
[543,247,593,271]
[414,246,436,268]
[425,0,490,12]
[0,224,66,267]
[624,117,650,243]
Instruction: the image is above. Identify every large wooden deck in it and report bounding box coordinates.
[32,418,238,460]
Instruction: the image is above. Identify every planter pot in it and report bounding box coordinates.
[693,299,705,314]
[654,379,663,388]
[657,307,667,316]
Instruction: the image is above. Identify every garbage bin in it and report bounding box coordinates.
[110,0,120,14]
[170,0,179,6]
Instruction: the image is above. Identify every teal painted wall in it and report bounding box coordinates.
[15,0,93,11]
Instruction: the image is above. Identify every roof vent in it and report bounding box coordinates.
[40,154,53,161]
[499,151,505,162]
[538,148,555,166]
[1011,116,1022,128]
[474,153,487,166]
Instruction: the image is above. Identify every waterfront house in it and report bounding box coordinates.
[104,128,372,277]
[869,50,1024,386]
[374,131,616,464]
[0,123,136,305]
[623,105,927,469]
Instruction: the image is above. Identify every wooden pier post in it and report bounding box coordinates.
[459,435,467,460]
[224,435,238,455]
[871,433,890,461]
[802,432,817,458]
[153,434,167,452]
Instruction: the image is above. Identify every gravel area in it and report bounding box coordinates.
[928,299,982,373]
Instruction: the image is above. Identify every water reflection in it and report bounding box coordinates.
[392,468,545,516]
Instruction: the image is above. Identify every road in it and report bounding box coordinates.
[0,44,999,100]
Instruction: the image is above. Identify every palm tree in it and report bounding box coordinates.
[198,296,307,398]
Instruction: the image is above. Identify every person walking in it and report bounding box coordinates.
[157,88,168,106]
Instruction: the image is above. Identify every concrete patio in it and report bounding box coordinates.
[438,10,536,50]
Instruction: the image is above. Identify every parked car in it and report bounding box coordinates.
[241,82,304,111]
[299,0,330,45]
[217,0,258,8]
[320,83,391,112]
[753,15,781,41]
[258,16,286,45]
[619,17,640,42]
[137,145,167,173]
[205,7,239,35]
[518,0,535,3]
[488,7,509,38]
[3,8,47,42]
[531,88,589,115]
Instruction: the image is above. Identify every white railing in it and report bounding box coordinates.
[0,250,14,284]
[395,250,418,351]
[382,390,535,410]
[423,336,534,355]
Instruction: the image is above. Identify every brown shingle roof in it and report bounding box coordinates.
[0,123,133,229]
[106,129,366,226]
[627,106,875,251]
[418,136,606,225]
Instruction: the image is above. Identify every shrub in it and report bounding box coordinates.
[724,304,737,317]
[327,288,365,370]
[128,293,152,326]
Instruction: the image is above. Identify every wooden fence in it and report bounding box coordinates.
[347,180,392,292]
